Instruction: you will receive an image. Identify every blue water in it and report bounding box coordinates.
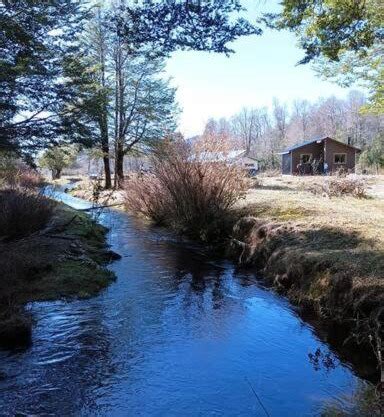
[0,190,359,416]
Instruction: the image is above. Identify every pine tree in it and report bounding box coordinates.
[0,0,88,157]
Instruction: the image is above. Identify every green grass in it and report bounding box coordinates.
[0,201,117,348]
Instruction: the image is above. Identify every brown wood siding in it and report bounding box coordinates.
[324,138,356,173]
[291,142,323,174]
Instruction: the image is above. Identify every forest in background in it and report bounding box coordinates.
[201,91,383,170]
[1,0,383,184]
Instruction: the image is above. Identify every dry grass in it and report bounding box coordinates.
[242,175,384,243]
[124,138,249,242]
[0,189,57,240]
[0,204,116,348]
[231,174,384,373]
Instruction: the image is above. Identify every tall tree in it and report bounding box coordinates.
[106,0,261,187]
[232,108,258,153]
[0,0,88,157]
[112,54,177,187]
[72,7,113,188]
[265,1,384,114]
[292,99,310,139]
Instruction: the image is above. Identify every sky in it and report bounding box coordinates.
[164,1,352,137]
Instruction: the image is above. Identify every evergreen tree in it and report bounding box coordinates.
[0,0,89,157]
[264,0,384,114]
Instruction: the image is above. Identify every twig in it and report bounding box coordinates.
[79,203,123,211]
[245,377,271,417]
[47,215,78,234]
[43,234,77,240]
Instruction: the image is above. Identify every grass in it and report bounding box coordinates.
[231,175,384,380]
[0,202,116,348]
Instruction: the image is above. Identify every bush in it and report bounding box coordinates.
[124,137,249,241]
[306,176,367,198]
[0,154,43,189]
[0,189,56,240]
[323,177,367,198]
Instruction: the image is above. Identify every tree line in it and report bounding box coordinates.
[202,91,383,170]
[1,0,382,186]
[0,0,259,188]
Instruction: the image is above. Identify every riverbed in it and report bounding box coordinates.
[0,190,362,416]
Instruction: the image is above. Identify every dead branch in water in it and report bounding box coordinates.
[245,376,270,417]
[79,203,123,211]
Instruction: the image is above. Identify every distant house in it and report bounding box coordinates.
[280,136,361,175]
[193,149,259,175]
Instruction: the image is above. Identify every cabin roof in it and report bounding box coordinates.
[280,136,361,154]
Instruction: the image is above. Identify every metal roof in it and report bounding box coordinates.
[190,149,246,162]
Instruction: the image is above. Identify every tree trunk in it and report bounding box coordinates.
[103,152,112,189]
[113,16,125,190]
[52,168,61,180]
[114,145,124,188]
[96,7,111,190]
[100,120,111,189]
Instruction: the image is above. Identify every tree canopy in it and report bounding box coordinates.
[265,0,383,64]
[1,0,261,183]
[265,1,384,114]
[0,0,88,155]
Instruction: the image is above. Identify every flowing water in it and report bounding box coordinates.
[0,190,361,416]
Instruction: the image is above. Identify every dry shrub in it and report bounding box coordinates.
[306,176,367,198]
[0,189,56,240]
[0,156,43,190]
[124,136,249,241]
[323,177,367,198]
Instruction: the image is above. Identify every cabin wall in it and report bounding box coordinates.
[291,142,323,174]
[282,153,291,174]
[324,139,356,173]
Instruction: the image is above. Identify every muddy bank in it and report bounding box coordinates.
[228,215,383,381]
[0,203,117,349]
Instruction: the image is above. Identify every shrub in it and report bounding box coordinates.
[306,176,367,198]
[0,153,43,189]
[124,137,249,241]
[323,177,367,198]
[0,189,56,240]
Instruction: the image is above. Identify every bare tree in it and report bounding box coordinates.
[292,99,311,139]
[204,91,383,170]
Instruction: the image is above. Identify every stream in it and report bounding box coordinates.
[0,189,363,416]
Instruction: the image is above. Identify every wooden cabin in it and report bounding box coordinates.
[281,137,361,175]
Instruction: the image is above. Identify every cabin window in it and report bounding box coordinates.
[334,153,346,164]
[245,163,254,167]
[300,154,312,163]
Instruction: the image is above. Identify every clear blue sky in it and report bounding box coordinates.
[165,1,351,137]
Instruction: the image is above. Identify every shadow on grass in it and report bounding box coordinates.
[252,184,295,191]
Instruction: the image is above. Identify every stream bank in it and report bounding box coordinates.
[60,175,383,382]
[0,188,378,416]
[0,202,116,348]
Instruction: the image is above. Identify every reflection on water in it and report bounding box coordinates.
[0,190,359,416]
